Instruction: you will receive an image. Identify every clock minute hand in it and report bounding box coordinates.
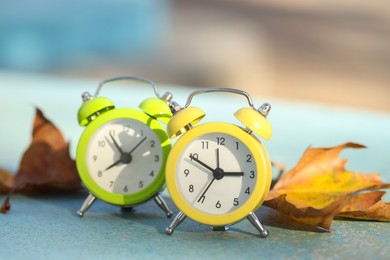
[189,155,214,172]
[197,177,216,203]
[127,136,147,155]
[109,133,124,154]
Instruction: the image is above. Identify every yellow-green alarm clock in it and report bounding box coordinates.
[76,76,173,218]
[165,88,272,237]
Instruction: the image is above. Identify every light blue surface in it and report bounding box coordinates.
[0,71,389,259]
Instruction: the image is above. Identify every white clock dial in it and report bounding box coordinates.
[86,118,162,195]
[176,132,257,215]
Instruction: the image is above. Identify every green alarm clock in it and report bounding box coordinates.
[76,76,173,217]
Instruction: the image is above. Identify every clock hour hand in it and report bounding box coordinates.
[189,155,214,172]
[105,158,122,171]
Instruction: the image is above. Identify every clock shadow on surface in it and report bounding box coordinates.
[115,196,234,235]
[113,195,178,234]
[23,188,176,234]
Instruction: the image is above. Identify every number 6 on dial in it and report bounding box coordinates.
[165,88,273,237]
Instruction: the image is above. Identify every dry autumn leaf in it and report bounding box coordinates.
[264,142,390,231]
[0,108,82,213]
[338,191,390,221]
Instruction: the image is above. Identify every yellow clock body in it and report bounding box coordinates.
[166,122,272,226]
[165,87,273,237]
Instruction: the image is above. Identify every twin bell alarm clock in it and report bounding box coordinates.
[164,88,273,237]
[75,76,173,218]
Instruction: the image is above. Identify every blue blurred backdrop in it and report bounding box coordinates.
[0,0,170,70]
[0,0,389,111]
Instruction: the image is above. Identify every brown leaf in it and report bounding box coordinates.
[0,195,11,214]
[264,142,390,230]
[263,194,347,230]
[338,191,390,221]
[0,108,82,213]
[0,169,14,193]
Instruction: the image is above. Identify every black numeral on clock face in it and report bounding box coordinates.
[189,153,198,160]
[216,137,225,145]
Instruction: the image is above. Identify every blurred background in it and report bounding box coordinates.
[1,0,389,112]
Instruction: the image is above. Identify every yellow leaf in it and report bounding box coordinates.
[264,142,390,230]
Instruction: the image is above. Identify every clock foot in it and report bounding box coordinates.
[77,193,96,217]
[247,212,269,238]
[153,194,173,218]
[212,226,229,231]
[121,206,134,212]
[166,211,186,235]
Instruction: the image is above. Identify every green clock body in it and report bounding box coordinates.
[76,108,171,206]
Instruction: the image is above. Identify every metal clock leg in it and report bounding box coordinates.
[247,212,269,238]
[166,211,186,235]
[212,226,229,231]
[153,194,173,218]
[77,193,96,217]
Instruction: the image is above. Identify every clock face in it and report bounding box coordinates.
[166,122,271,226]
[176,132,257,215]
[85,118,162,195]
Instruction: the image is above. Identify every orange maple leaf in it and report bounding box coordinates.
[264,142,390,230]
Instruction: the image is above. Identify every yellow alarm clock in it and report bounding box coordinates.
[76,76,173,218]
[165,88,272,237]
